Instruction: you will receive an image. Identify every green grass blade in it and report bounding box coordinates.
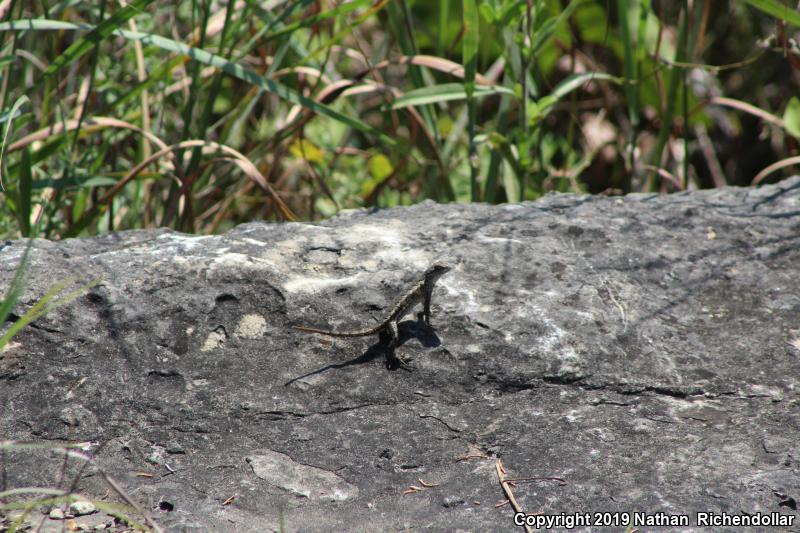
[649,4,689,190]
[530,0,583,54]
[0,441,91,451]
[262,0,372,42]
[0,487,69,499]
[550,72,620,101]
[237,0,313,62]
[616,0,639,129]
[17,147,32,237]
[0,240,33,336]
[0,19,398,148]
[462,0,478,99]
[107,55,185,112]
[386,1,441,148]
[305,0,390,61]
[27,175,119,190]
[743,0,800,27]
[437,0,450,55]
[0,276,75,347]
[392,83,514,109]
[463,0,479,200]
[0,276,101,347]
[483,91,512,203]
[0,104,25,125]
[43,0,156,78]
[525,72,620,125]
[0,94,30,192]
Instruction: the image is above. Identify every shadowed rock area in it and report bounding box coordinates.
[1,179,799,532]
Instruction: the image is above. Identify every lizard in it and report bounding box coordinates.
[293,264,451,367]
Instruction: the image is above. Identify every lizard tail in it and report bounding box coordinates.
[292,325,378,337]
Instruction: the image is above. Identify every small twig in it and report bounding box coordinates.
[641,164,683,190]
[97,470,165,533]
[495,459,535,533]
[504,476,567,486]
[752,155,800,185]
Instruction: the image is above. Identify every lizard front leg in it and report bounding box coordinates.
[422,279,435,325]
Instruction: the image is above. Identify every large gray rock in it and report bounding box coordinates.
[1,179,799,532]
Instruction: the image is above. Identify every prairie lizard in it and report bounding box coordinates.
[293,264,451,367]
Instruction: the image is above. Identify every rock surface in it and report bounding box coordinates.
[2,179,800,532]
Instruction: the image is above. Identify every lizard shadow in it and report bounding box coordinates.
[283,316,442,386]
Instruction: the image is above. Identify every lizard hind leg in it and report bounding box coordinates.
[380,321,404,369]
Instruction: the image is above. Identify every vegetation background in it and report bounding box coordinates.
[1,0,799,239]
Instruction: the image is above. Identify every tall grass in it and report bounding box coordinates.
[0,1,798,238]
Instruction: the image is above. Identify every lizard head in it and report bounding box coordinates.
[426,264,451,280]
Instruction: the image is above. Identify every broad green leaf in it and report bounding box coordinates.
[360,153,394,197]
[502,158,521,202]
[526,95,558,126]
[289,139,325,164]
[783,96,800,138]
[367,154,393,181]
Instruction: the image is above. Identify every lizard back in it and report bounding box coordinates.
[292,264,449,338]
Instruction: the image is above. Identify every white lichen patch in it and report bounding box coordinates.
[157,232,212,251]
[187,379,209,390]
[235,314,267,339]
[341,220,408,248]
[283,271,365,294]
[201,329,226,351]
[210,252,259,269]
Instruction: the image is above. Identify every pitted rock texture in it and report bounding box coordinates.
[1,178,799,532]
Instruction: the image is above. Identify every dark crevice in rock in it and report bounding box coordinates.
[418,415,462,434]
